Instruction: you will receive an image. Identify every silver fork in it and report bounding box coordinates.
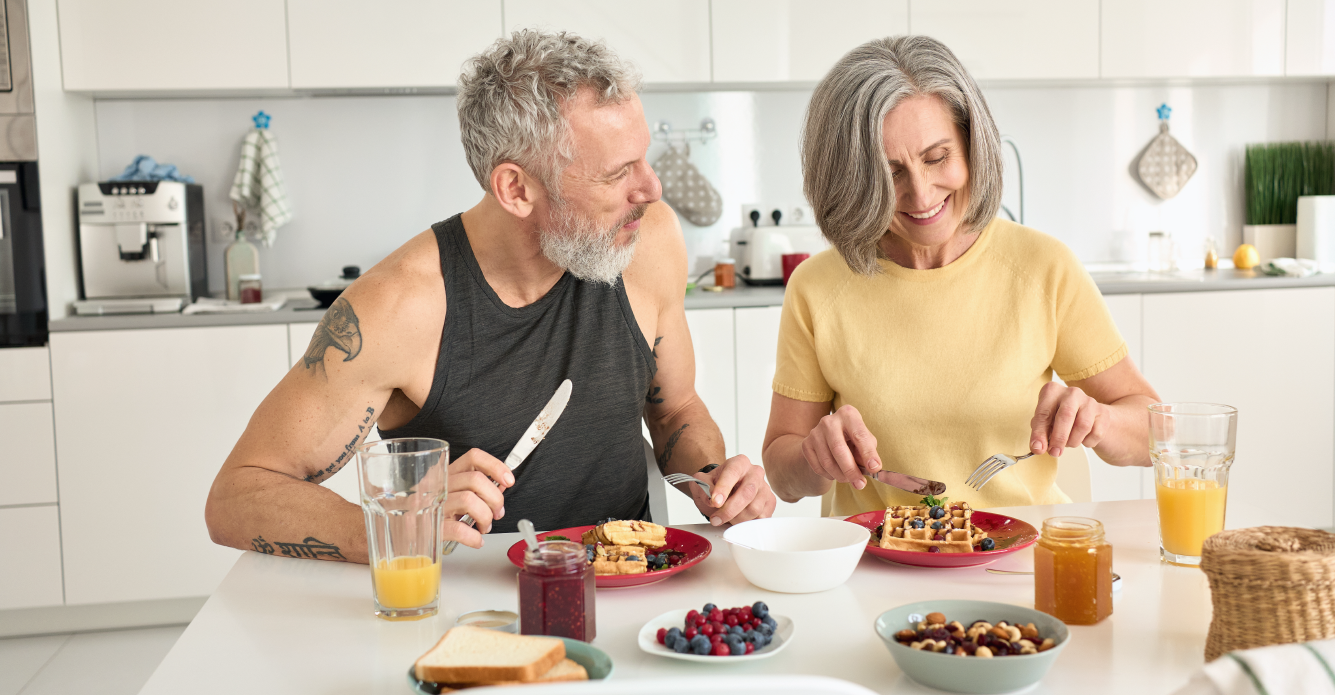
[663,472,712,495]
[965,452,1035,491]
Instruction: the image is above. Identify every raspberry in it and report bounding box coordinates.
[712,641,731,656]
[657,627,667,645]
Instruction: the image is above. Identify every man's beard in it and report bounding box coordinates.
[538,199,647,286]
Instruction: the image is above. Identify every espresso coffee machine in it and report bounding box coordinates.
[74,181,206,314]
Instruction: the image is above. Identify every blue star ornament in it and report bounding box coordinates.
[1156,104,1172,121]
[252,110,271,129]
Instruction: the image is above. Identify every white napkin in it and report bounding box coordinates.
[1172,639,1335,695]
[229,129,293,247]
[1259,258,1320,277]
[183,296,288,314]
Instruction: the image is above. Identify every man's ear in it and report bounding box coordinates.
[490,163,544,219]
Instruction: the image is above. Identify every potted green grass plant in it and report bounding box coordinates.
[1245,142,1335,261]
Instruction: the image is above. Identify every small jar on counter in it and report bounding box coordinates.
[238,274,263,304]
[518,540,596,641]
[1034,517,1113,625]
[714,258,736,289]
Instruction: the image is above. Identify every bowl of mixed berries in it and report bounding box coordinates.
[638,602,793,662]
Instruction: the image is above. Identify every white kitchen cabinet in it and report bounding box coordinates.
[735,305,820,518]
[1086,294,1152,503]
[287,0,502,89]
[1286,0,1335,75]
[51,325,289,604]
[504,0,711,84]
[1101,0,1285,78]
[911,0,1099,80]
[710,0,908,83]
[0,402,57,506]
[1142,288,1335,529]
[57,0,289,92]
[0,506,63,610]
[685,309,737,455]
[0,346,51,402]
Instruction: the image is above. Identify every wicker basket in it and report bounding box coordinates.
[1201,526,1335,661]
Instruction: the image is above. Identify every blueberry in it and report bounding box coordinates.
[743,629,756,642]
[703,602,717,614]
[730,625,744,636]
[752,601,769,618]
[673,636,691,654]
[667,627,682,640]
[729,641,746,656]
[754,632,770,648]
[980,537,996,551]
[910,518,925,529]
[725,632,742,646]
[930,506,945,519]
[763,616,777,629]
[756,623,774,636]
[690,635,711,655]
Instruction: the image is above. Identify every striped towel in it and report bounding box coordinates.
[229,129,292,247]
[1172,639,1335,695]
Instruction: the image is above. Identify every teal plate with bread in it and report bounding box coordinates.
[408,637,613,693]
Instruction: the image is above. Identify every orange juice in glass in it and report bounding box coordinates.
[356,438,449,620]
[1149,403,1236,566]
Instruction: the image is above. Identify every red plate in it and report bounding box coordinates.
[844,510,1039,568]
[505,525,712,588]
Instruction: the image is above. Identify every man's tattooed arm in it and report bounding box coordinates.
[304,297,363,378]
[656,423,689,471]
[251,535,347,561]
[304,406,377,484]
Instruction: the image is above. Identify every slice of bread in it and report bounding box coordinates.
[466,658,589,686]
[414,626,565,684]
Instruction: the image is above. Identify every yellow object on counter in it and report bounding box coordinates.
[1156,478,1228,558]
[373,555,440,609]
[1233,244,1260,270]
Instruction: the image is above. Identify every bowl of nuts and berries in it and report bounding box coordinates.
[873,600,1069,694]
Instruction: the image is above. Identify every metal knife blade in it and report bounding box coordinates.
[873,469,946,496]
[504,379,572,471]
[441,379,572,556]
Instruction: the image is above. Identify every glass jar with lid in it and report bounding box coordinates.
[517,540,596,641]
[238,274,263,304]
[1034,517,1113,625]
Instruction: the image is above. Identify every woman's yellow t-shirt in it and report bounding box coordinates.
[773,218,1127,514]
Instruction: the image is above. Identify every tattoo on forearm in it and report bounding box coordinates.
[305,406,376,483]
[657,423,690,468]
[303,297,363,378]
[646,385,664,405]
[252,535,346,561]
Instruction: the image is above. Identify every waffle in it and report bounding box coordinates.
[879,501,987,553]
[581,520,667,549]
[589,544,648,575]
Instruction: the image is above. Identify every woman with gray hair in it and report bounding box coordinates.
[761,36,1161,515]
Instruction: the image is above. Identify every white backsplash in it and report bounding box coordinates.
[94,80,1330,293]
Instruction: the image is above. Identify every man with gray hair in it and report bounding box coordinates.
[205,29,776,564]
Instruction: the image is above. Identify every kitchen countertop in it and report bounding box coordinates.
[49,269,1335,332]
[138,498,1296,695]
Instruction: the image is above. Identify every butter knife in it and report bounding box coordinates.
[441,379,573,555]
[872,469,947,497]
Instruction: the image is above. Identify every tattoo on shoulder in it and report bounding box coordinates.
[646,385,664,405]
[656,423,690,469]
[251,535,346,562]
[303,297,363,377]
[305,406,376,484]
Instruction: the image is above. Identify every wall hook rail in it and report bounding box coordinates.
[653,118,716,146]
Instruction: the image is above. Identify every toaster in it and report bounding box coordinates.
[729,224,830,285]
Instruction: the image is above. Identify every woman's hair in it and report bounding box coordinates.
[457,29,641,195]
[801,35,1003,275]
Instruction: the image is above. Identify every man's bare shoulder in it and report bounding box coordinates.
[624,201,687,302]
[345,229,444,319]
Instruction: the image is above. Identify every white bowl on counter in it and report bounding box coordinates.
[723,517,869,593]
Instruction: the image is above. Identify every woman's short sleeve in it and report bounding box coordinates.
[1051,247,1128,382]
[772,268,835,403]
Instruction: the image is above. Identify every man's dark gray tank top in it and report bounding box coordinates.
[379,215,656,533]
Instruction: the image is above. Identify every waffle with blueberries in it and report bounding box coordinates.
[879,498,988,553]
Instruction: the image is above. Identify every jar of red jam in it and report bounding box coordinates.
[518,541,595,642]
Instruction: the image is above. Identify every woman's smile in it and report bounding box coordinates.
[900,195,950,225]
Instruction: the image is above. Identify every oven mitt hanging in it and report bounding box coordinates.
[654,144,723,226]
[1135,104,1197,200]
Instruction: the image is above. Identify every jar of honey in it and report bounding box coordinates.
[517,541,595,641]
[1034,517,1113,625]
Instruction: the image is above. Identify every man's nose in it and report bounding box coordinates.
[630,162,662,205]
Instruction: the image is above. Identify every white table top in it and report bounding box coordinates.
[140,500,1293,695]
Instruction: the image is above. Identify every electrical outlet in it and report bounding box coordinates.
[210,219,236,243]
[740,204,816,227]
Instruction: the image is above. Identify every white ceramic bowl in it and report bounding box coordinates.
[723,517,869,593]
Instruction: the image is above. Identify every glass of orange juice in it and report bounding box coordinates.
[1149,403,1237,566]
[356,438,449,620]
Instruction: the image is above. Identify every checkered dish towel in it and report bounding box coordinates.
[229,129,292,247]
